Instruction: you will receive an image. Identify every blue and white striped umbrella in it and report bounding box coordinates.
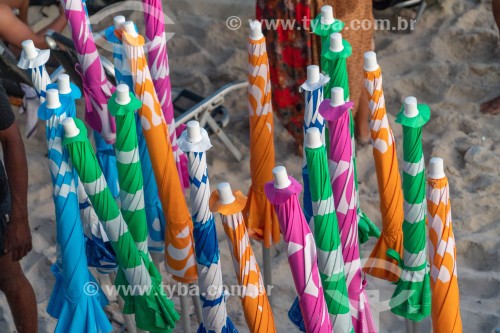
[105,26,134,89]
[300,72,329,225]
[177,125,236,332]
[17,46,51,102]
[39,88,111,333]
[47,81,118,273]
[288,73,330,332]
[105,24,166,252]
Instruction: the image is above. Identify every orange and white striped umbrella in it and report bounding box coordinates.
[210,183,276,332]
[362,52,404,283]
[121,29,197,283]
[427,158,462,333]
[243,27,279,248]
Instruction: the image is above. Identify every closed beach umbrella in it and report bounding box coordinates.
[107,85,152,260]
[244,21,279,248]
[305,128,354,333]
[61,0,120,200]
[40,89,111,333]
[143,0,189,190]
[311,6,344,74]
[17,40,51,102]
[289,68,330,328]
[426,158,462,333]
[104,17,134,89]
[389,96,431,322]
[300,65,329,226]
[210,182,276,333]
[265,167,332,333]
[60,0,115,142]
[323,34,379,244]
[63,117,180,332]
[121,24,197,283]
[106,19,166,253]
[362,52,404,283]
[323,33,351,100]
[319,88,376,332]
[178,121,236,332]
[47,76,117,273]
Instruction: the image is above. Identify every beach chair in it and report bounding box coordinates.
[45,29,245,162]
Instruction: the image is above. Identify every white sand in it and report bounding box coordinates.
[2,0,499,331]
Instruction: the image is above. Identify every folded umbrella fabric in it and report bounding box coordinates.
[39,88,111,333]
[143,0,189,190]
[362,61,404,283]
[244,34,280,248]
[320,98,376,332]
[63,118,180,332]
[427,160,462,333]
[265,176,332,333]
[210,185,276,332]
[122,30,197,283]
[389,100,431,322]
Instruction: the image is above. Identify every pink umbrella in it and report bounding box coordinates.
[60,0,115,142]
[319,88,376,332]
[142,0,189,189]
[265,167,332,333]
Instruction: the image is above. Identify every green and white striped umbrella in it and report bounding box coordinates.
[108,88,150,258]
[305,128,353,333]
[323,34,379,243]
[63,118,179,332]
[389,98,431,321]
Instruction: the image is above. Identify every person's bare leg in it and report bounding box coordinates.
[2,0,29,24]
[0,254,37,333]
[480,0,500,114]
[355,88,371,144]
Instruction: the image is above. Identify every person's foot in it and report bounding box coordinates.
[480,95,500,115]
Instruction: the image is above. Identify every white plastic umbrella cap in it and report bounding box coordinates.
[429,157,446,179]
[21,40,38,60]
[305,128,322,149]
[329,33,343,52]
[306,65,320,86]
[217,182,236,204]
[186,121,203,143]
[273,166,292,189]
[321,6,335,25]
[57,74,71,94]
[364,51,379,71]
[63,117,80,138]
[46,89,62,109]
[330,87,345,107]
[403,96,418,118]
[249,20,264,40]
[116,84,131,105]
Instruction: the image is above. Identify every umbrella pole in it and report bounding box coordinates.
[108,272,138,333]
[412,321,420,333]
[190,283,203,324]
[151,252,162,272]
[262,246,273,303]
[180,294,192,333]
[405,319,413,333]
